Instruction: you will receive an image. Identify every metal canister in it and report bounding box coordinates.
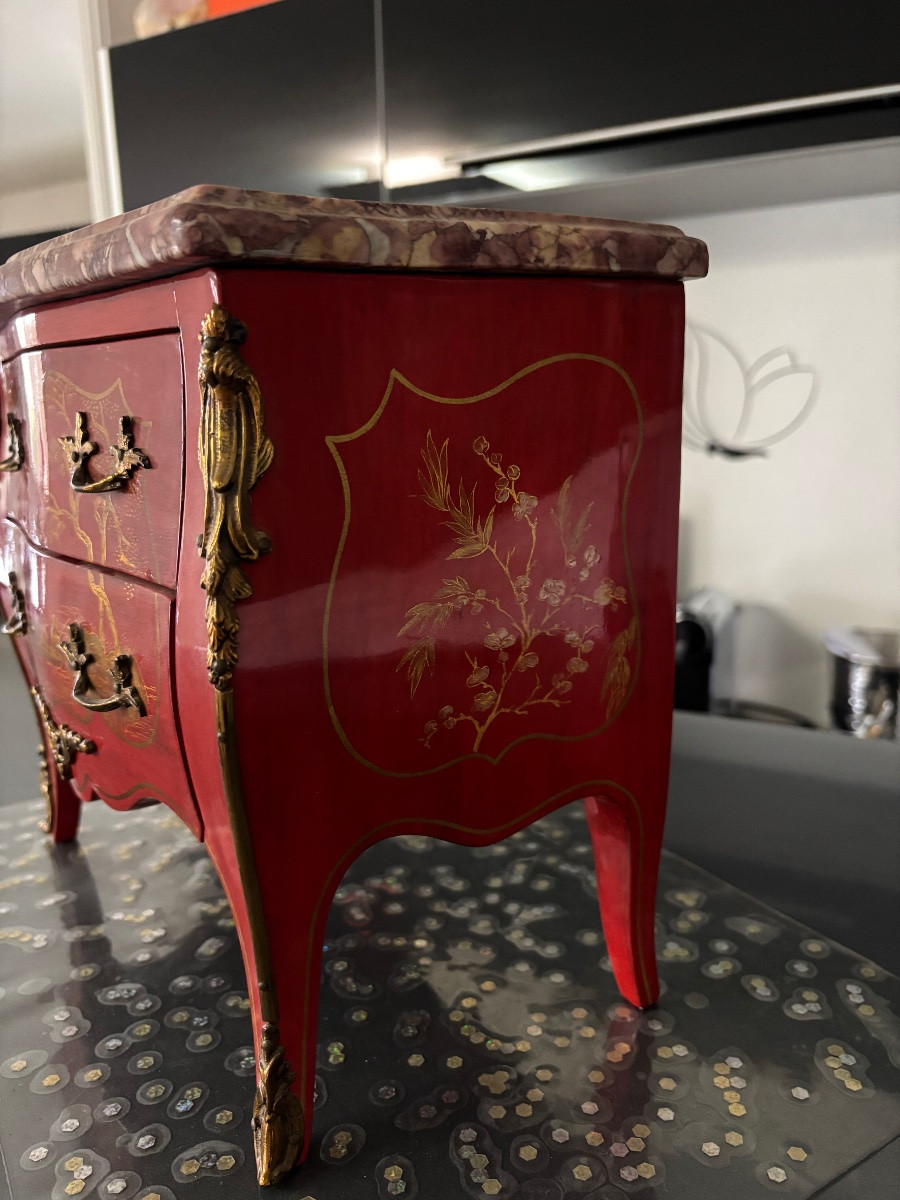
[825,628,899,740]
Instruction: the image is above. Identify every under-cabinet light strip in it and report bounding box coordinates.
[455,83,900,167]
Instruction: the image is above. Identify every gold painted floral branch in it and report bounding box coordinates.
[398,433,632,752]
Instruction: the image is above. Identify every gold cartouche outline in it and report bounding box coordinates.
[197,305,301,1186]
[323,354,644,778]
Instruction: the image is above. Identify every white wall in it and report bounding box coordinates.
[0,180,91,238]
[0,0,90,236]
[677,191,900,724]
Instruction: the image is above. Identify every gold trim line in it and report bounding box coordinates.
[323,355,644,778]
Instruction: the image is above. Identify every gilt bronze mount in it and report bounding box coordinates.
[59,411,151,493]
[197,305,299,1184]
[58,623,146,716]
[32,687,96,780]
[2,570,27,636]
[0,413,24,472]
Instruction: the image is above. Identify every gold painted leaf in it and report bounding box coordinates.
[551,474,592,564]
[552,475,572,536]
[570,501,593,557]
[600,617,637,718]
[448,540,488,559]
[398,599,454,638]
[601,658,631,717]
[435,577,470,599]
[398,637,436,696]
[483,507,495,545]
[442,482,478,543]
[417,430,450,511]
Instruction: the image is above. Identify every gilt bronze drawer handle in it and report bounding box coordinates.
[32,687,96,780]
[0,413,24,472]
[2,570,27,636]
[59,623,147,716]
[59,411,151,493]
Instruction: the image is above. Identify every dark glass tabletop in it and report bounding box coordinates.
[0,795,897,1199]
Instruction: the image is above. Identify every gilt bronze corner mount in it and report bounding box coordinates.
[32,687,95,780]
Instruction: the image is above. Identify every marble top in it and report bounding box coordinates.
[0,185,707,321]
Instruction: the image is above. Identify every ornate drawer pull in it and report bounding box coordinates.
[0,413,24,472]
[59,411,151,493]
[2,570,27,636]
[32,687,95,780]
[59,623,147,716]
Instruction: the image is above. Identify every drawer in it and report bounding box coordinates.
[0,358,27,531]
[9,334,184,589]
[0,519,37,680]
[21,542,202,839]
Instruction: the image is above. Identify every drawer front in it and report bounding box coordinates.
[10,334,184,589]
[0,519,37,679]
[0,358,27,530]
[24,546,202,838]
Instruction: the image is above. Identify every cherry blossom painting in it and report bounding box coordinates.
[397,432,636,753]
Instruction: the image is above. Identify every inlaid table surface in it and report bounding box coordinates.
[0,796,897,1200]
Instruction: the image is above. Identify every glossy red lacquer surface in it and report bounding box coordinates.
[25,543,201,837]
[8,336,184,589]
[2,261,685,1174]
[172,266,683,1160]
[0,277,179,359]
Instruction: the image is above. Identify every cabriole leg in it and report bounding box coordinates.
[202,813,338,1182]
[583,788,664,1008]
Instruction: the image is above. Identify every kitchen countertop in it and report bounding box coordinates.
[666,712,900,975]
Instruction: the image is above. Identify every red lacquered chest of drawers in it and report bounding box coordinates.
[0,187,707,1184]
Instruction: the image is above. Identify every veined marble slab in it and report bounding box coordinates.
[0,185,707,321]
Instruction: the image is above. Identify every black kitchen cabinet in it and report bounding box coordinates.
[108,0,898,213]
[382,0,898,168]
[111,0,380,211]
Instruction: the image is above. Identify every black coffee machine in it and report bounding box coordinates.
[674,606,713,712]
